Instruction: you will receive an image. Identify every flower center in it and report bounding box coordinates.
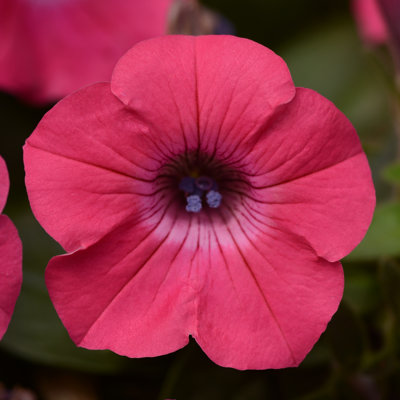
[179,175,223,213]
[156,150,247,218]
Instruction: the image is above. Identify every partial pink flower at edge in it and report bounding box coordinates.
[377,0,400,64]
[352,0,388,45]
[24,35,375,370]
[0,0,173,104]
[0,156,22,340]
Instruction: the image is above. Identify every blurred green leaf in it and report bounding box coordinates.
[326,301,366,371]
[280,19,391,139]
[382,162,400,185]
[380,259,400,317]
[231,381,268,400]
[281,19,362,101]
[343,264,381,315]
[346,203,400,261]
[276,362,332,400]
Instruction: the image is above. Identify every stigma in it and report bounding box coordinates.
[179,176,223,213]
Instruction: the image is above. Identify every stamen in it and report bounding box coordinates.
[206,190,222,208]
[186,194,202,213]
[179,175,222,212]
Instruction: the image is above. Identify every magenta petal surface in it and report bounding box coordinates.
[194,218,343,370]
[24,83,161,252]
[352,0,388,45]
[46,212,197,356]
[245,88,375,262]
[45,206,343,369]
[112,35,295,157]
[0,0,172,103]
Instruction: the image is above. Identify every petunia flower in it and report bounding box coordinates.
[352,0,388,45]
[0,0,173,104]
[0,156,22,340]
[24,35,375,370]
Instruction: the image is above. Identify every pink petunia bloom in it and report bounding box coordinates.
[0,0,173,104]
[0,156,22,340]
[24,35,375,370]
[352,0,388,45]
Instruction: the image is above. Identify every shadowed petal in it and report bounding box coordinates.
[0,215,22,340]
[378,0,400,53]
[24,83,162,252]
[0,157,9,213]
[111,35,295,157]
[194,211,343,370]
[246,88,375,262]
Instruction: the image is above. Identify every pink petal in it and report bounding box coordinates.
[46,200,343,369]
[0,156,9,213]
[0,215,22,340]
[45,207,199,357]
[24,82,163,252]
[352,0,388,45]
[194,210,343,370]
[111,35,295,158]
[0,0,172,103]
[245,88,375,262]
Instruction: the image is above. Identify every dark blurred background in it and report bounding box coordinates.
[1,0,399,399]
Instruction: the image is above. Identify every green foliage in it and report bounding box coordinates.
[347,203,400,261]
[343,263,381,315]
[382,162,400,185]
[280,19,391,140]
[380,259,400,317]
